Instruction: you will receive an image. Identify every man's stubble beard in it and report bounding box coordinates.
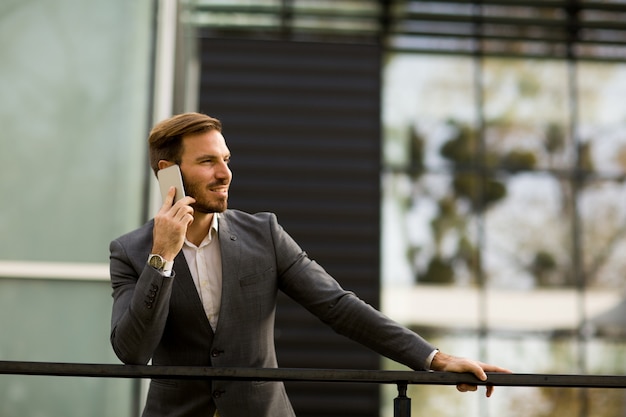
[193,199,228,214]
[184,179,229,214]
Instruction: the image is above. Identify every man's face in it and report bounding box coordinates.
[178,130,232,214]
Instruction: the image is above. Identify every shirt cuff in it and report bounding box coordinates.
[162,265,173,277]
[425,349,439,371]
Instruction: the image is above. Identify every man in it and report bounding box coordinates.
[109,112,510,417]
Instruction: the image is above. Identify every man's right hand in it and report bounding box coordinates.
[430,351,512,397]
[151,186,196,261]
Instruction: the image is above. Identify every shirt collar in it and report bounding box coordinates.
[211,212,220,235]
[184,213,220,249]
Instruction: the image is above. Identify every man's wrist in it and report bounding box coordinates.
[429,351,454,372]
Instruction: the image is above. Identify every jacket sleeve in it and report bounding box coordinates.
[270,214,436,371]
[109,237,175,365]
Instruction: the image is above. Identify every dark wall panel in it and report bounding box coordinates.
[198,37,382,416]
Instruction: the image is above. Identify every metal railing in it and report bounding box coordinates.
[1,360,626,417]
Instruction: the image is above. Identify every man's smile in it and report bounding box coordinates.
[208,185,229,196]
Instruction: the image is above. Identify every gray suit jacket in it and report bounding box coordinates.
[110,209,435,417]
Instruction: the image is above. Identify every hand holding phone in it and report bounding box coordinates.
[153,164,192,261]
[157,165,186,204]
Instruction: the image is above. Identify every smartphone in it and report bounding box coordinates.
[157,164,186,203]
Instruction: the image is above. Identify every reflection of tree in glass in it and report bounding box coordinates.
[412,119,541,285]
[410,113,626,290]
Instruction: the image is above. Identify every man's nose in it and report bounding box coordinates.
[216,162,232,180]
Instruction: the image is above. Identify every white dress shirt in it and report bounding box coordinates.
[181,213,222,331]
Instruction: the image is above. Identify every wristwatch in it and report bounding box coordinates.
[147,254,174,272]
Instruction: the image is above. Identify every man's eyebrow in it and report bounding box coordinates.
[195,153,231,161]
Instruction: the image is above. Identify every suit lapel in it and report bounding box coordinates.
[216,212,240,331]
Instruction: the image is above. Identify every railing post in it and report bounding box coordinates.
[394,382,411,417]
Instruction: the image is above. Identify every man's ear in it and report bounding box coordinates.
[158,160,175,171]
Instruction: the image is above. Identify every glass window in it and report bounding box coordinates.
[0,0,152,263]
[382,52,626,417]
[0,1,154,416]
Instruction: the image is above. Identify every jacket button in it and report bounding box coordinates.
[211,349,223,357]
[212,389,224,398]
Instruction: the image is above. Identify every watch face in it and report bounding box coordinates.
[149,255,164,269]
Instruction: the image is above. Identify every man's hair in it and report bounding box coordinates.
[148,112,222,175]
